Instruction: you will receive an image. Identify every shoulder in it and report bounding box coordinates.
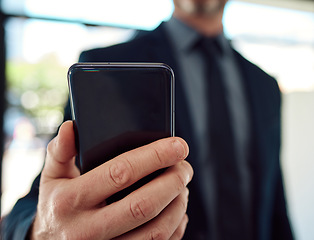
[233,49,279,91]
[233,49,281,111]
[79,39,145,62]
[79,24,167,62]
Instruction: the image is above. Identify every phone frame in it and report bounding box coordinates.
[67,62,175,174]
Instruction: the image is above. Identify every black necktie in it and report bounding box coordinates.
[198,37,246,239]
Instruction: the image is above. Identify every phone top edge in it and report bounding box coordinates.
[68,62,175,86]
[68,62,174,73]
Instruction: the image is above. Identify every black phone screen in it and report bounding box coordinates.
[68,63,174,175]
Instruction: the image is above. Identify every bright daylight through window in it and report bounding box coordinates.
[0,1,313,240]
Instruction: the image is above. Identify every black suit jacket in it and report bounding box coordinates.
[2,23,293,240]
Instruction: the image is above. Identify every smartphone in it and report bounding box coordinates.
[67,63,175,202]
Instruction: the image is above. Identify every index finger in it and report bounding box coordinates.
[73,137,189,207]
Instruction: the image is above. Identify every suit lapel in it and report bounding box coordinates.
[234,50,282,238]
[234,52,264,238]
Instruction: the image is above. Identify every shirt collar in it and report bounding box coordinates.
[165,17,200,53]
[165,17,230,55]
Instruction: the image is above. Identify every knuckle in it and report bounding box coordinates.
[173,226,185,240]
[50,185,84,218]
[175,215,189,239]
[51,190,72,218]
[178,196,188,213]
[61,229,90,240]
[152,138,188,169]
[173,171,187,192]
[180,188,189,211]
[68,188,87,210]
[130,197,157,221]
[148,226,169,240]
[152,139,176,167]
[152,147,165,168]
[107,158,133,189]
[46,139,55,158]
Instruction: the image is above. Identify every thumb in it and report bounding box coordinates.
[42,121,79,181]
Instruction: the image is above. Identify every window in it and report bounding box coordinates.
[1,1,313,239]
[0,0,173,217]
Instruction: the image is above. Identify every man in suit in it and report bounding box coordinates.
[2,0,293,239]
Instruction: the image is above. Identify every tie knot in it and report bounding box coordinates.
[197,36,223,57]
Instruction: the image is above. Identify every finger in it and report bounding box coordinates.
[42,121,79,181]
[75,137,189,206]
[94,161,193,239]
[170,214,189,240]
[113,188,189,240]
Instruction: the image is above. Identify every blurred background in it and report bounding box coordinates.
[0,0,313,239]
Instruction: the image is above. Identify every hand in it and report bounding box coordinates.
[30,121,193,240]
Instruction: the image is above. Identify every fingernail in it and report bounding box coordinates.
[182,161,193,183]
[172,140,186,160]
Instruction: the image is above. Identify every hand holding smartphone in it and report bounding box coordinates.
[67,63,175,203]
